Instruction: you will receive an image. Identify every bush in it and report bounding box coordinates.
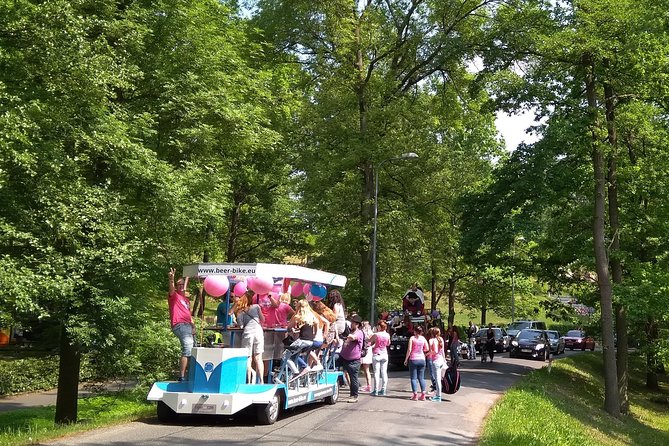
[0,355,93,395]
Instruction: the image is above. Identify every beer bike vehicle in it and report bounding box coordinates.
[147,263,346,425]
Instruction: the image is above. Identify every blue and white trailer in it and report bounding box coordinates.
[147,263,347,424]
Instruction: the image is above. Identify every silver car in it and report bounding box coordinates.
[546,330,565,355]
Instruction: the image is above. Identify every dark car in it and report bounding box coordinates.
[563,330,595,351]
[388,333,410,367]
[546,330,565,355]
[509,329,550,360]
[474,327,509,353]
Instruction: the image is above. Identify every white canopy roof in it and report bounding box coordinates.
[182,263,347,287]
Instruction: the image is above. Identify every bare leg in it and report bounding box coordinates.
[255,354,264,384]
[179,356,189,379]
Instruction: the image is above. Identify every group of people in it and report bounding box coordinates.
[167,270,467,404]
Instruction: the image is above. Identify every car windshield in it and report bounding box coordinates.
[546,332,558,339]
[517,330,542,341]
[566,330,583,337]
[508,321,530,331]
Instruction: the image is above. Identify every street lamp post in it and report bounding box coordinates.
[370,152,419,322]
[511,235,524,323]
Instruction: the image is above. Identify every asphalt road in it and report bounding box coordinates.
[44,351,581,446]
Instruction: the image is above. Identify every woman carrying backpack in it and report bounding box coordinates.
[427,327,446,402]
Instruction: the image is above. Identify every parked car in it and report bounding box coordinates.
[506,320,547,341]
[545,330,565,355]
[474,327,509,353]
[509,329,550,360]
[563,330,595,351]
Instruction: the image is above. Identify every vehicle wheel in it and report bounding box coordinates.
[324,382,339,405]
[569,347,573,351]
[582,346,586,351]
[257,391,281,425]
[156,401,179,423]
[590,345,595,351]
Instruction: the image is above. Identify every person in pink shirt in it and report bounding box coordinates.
[168,268,193,382]
[404,325,429,400]
[369,320,391,396]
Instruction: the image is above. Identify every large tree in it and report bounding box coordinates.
[254,0,500,315]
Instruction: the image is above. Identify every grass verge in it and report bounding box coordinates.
[480,353,669,446]
[0,387,153,446]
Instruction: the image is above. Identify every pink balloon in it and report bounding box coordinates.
[246,277,255,290]
[203,275,229,298]
[302,283,311,295]
[305,292,313,302]
[233,281,247,297]
[250,275,273,294]
[290,282,303,297]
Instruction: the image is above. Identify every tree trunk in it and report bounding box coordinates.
[447,277,456,327]
[584,52,620,417]
[55,324,81,424]
[645,317,660,390]
[227,193,243,262]
[603,71,629,414]
[480,305,487,326]
[430,263,437,313]
[355,17,373,318]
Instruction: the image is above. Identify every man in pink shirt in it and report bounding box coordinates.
[168,268,193,381]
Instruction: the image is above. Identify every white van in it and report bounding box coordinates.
[506,320,547,340]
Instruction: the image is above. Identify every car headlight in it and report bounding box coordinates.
[511,340,518,347]
[576,339,582,343]
[535,343,545,350]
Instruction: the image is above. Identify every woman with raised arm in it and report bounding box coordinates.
[168,268,192,382]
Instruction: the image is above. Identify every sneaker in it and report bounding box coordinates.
[177,377,186,382]
[429,385,435,392]
[361,385,371,393]
[347,396,358,403]
[370,390,377,396]
[418,393,426,401]
[378,389,386,396]
[429,396,441,402]
[410,393,418,401]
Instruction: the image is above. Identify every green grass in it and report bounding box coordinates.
[480,353,669,446]
[0,388,153,446]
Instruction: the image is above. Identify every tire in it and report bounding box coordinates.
[324,382,339,405]
[257,391,281,425]
[582,346,586,351]
[569,347,573,351]
[590,345,595,351]
[156,401,179,423]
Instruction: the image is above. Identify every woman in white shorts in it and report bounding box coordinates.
[360,320,374,392]
[234,290,265,383]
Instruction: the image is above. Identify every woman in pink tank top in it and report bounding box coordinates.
[403,325,429,400]
[369,320,391,396]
